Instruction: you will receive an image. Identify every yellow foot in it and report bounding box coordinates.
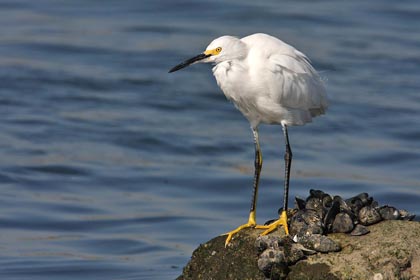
[223,211,260,247]
[255,210,289,236]
[223,221,255,247]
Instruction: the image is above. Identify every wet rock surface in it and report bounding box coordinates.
[177,221,420,280]
[177,191,418,280]
[255,235,306,279]
[295,234,341,253]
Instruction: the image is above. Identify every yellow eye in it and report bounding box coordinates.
[204,47,223,56]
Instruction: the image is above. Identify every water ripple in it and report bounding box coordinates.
[0,1,419,280]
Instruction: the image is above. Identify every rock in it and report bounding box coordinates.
[284,190,413,235]
[373,273,384,280]
[334,195,358,221]
[291,242,317,255]
[294,197,306,210]
[305,197,323,212]
[297,234,341,253]
[270,262,289,280]
[350,224,370,236]
[345,193,370,214]
[177,221,420,280]
[332,212,354,233]
[256,235,306,278]
[176,228,267,280]
[346,192,371,207]
[258,248,286,276]
[177,189,417,279]
[359,205,382,225]
[306,189,332,218]
[309,189,326,199]
[255,235,283,252]
[289,209,323,237]
[286,263,340,280]
[323,198,341,232]
[322,195,333,208]
[281,236,305,264]
[379,206,400,220]
[399,209,416,221]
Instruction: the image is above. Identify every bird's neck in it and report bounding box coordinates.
[212,58,246,75]
[212,60,232,73]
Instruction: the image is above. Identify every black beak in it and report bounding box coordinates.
[169,53,211,73]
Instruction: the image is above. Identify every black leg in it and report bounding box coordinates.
[282,124,292,211]
[250,128,262,213]
[223,128,262,246]
[256,125,291,236]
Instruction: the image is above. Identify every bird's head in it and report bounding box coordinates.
[169,36,246,73]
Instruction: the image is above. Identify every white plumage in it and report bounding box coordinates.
[169,33,328,246]
[205,33,328,128]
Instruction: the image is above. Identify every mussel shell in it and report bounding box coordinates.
[379,206,400,220]
[332,212,354,233]
[359,205,382,225]
[350,224,370,236]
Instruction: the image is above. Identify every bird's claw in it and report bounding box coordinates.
[255,210,289,236]
[223,211,260,247]
[223,222,256,247]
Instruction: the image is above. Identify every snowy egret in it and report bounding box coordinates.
[169,33,328,246]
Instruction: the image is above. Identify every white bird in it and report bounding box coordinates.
[169,33,328,246]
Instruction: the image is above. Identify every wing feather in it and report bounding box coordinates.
[241,33,328,114]
[268,52,328,114]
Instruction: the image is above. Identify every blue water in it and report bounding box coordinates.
[0,0,419,279]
